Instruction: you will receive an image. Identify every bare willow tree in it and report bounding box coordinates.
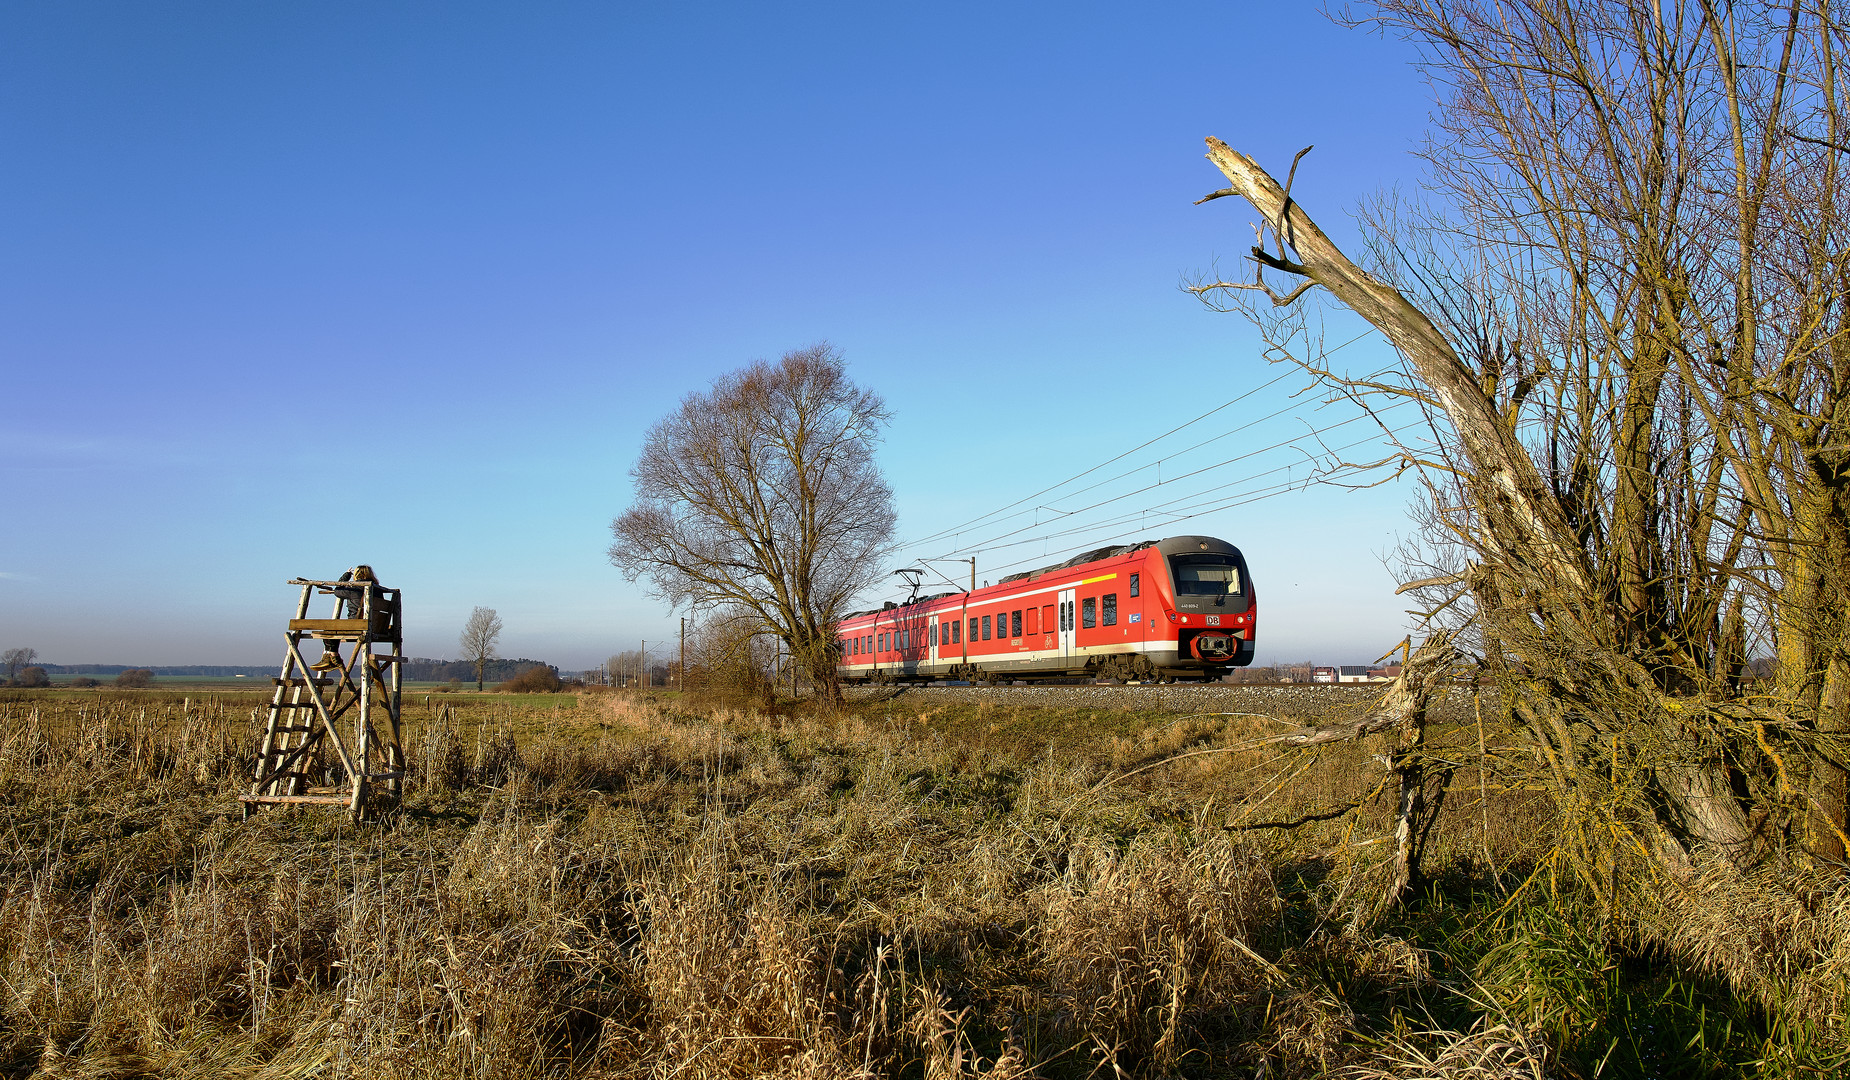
[1194,0,1850,1004]
[1,648,36,684]
[459,606,502,691]
[609,344,895,706]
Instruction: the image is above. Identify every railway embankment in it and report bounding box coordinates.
[843,681,1483,723]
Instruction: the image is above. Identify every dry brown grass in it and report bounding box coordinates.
[0,689,1838,1078]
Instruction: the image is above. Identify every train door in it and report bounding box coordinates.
[1058,587,1076,665]
[928,615,939,668]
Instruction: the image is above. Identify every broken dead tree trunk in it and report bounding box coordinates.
[1382,634,1460,911]
[1272,633,1461,921]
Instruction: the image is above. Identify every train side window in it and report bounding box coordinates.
[1103,593,1117,626]
[1082,597,1096,628]
[1011,610,1022,637]
[1130,573,1140,597]
[1025,607,1038,635]
[982,615,992,641]
[952,620,961,644]
[968,617,977,643]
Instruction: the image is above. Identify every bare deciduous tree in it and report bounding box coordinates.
[459,606,503,691]
[1193,0,1850,1006]
[609,344,896,706]
[2,647,37,684]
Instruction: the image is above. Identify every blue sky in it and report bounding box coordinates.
[1,3,1435,669]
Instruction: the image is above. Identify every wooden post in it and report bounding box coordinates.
[352,585,372,824]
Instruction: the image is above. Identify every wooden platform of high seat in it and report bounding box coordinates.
[288,618,370,636]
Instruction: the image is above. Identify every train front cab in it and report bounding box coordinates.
[1149,535,1256,676]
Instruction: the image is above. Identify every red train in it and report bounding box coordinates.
[836,535,1255,684]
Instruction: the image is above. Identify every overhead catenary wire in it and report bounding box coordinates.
[863,410,1420,608]
[901,328,1382,552]
[961,416,1431,579]
[899,366,1303,551]
[930,399,1417,560]
[928,391,1327,546]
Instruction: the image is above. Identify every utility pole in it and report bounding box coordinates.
[640,641,647,689]
[930,556,976,592]
[679,617,686,691]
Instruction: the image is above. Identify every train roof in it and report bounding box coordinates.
[842,590,959,621]
[838,536,1244,623]
[994,535,1244,585]
[996,540,1161,584]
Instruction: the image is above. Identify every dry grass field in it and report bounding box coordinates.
[0,686,1839,1078]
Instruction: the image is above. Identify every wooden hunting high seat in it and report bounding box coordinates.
[241,573,405,823]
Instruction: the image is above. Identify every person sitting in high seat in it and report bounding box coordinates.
[311,565,378,671]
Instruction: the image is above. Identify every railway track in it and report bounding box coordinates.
[843,684,1487,717]
[841,681,1482,721]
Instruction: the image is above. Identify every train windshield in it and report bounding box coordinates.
[1170,554,1242,595]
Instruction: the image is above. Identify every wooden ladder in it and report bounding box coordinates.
[241,575,405,823]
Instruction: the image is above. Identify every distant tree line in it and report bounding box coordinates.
[30,664,275,677]
[5,659,563,685]
[402,657,554,683]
